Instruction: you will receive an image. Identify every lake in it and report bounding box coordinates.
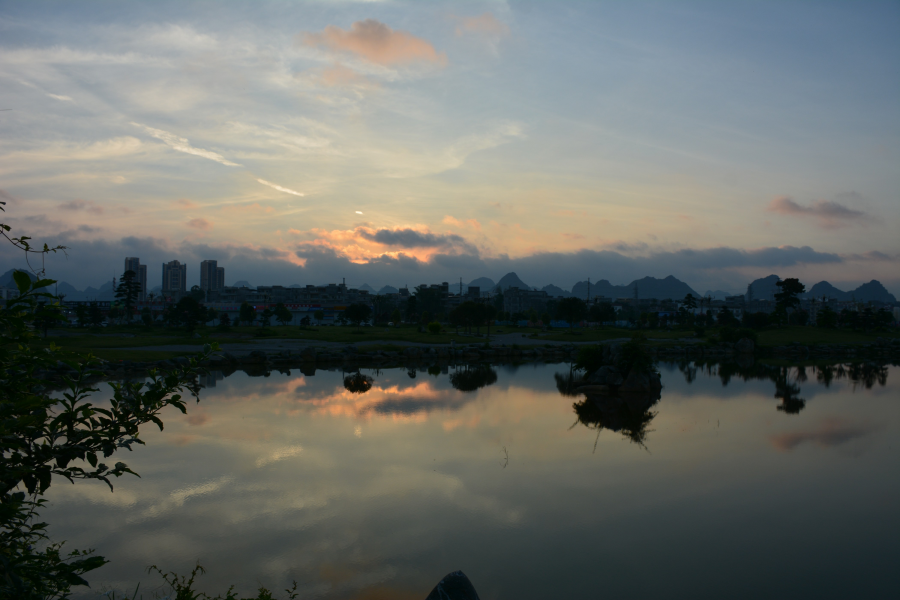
[45,360,898,599]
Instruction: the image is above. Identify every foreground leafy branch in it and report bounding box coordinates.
[1,203,224,598]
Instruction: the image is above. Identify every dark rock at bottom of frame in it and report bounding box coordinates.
[424,570,481,600]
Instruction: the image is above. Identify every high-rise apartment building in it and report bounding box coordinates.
[123,257,148,300]
[162,260,187,294]
[200,260,224,292]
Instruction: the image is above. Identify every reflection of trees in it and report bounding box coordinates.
[847,362,888,389]
[773,367,805,414]
[554,369,582,397]
[450,364,498,392]
[571,392,660,451]
[674,359,892,414]
[343,372,373,394]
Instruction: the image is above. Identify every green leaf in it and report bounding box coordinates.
[12,270,32,293]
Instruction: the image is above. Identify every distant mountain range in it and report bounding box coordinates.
[747,274,896,303]
[572,276,700,301]
[3,267,896,304]
[804,280,896,303]
[704,290,735,301]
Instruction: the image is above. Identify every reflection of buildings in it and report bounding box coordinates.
[201,371,224,388]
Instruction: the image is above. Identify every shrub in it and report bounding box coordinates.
[616,334,657,377]
[427,321,442,334]
[574,345,605,373]
[719,327,759,344]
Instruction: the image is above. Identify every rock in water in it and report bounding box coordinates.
[424,571,481,600]
[588,365,624,387]
[619,370,662,393]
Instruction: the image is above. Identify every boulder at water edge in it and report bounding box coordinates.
[587,365,624,387]
[619,370,663,393]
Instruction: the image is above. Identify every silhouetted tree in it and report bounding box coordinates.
[170,296,206,332]
[88,302,103,327]
[115,269,140,321]
[344,303,372,330]
[774,278,805,326]
[557,297,587,328]
[141,306,152,327]
[239,302,256,326]
[274,303,292,326]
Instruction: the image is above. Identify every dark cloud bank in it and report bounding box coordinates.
[1,229,897,297]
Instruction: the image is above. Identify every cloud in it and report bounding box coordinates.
[315,63,379,89]
[767,196,867,228]
[256,179,304,197]
[131,123,242,167]
[46,93,74,102]
[443,216,482,231]
[175,199,197,209]
[356,227,478,253]
[186,218,212,230]
[58,199,104,214]
[769,418,875,452]
[300,19,447,66]
[455,13,509,37]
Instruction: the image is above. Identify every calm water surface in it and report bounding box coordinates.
[46,361,899,599]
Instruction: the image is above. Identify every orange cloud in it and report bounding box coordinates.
[455,13,509,37]
[317,63,379,88]
[301,19,447,66]
[769,418,874,452]
[296,225,478,264]
[186,218,212,230]
[443,215,482,231]
[175,198,197,209]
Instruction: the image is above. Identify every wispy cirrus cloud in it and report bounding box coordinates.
[767,196,868,229]
[257,179,304,197]
[131,123,241,167]
[300,19,447,67]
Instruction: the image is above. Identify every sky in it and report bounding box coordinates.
[1,0,898,294]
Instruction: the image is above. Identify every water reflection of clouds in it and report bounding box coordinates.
[137,475,235,521]
[769,418,877,452]
[285,380,475,422]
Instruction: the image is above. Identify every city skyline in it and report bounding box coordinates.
[0,1,898,294]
